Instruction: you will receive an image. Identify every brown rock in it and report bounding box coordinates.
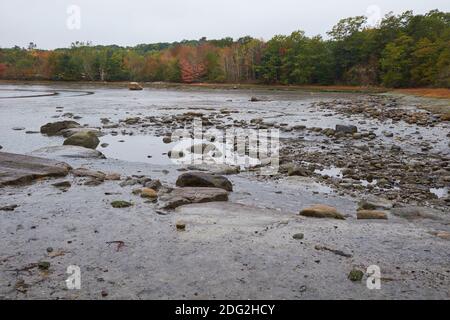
[141,188,158,199]
[299,204,345,220]
[357,210,388,220]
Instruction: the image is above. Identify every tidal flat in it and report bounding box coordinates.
[0,83,449,299]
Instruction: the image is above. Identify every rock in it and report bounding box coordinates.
[391,206,443,221]
[358,196,393,211]
[12,127,25,131]
[176,172,233,191]
[100,143,109,148]
[250,96,260,102]
[0,204,18,211]
[0,152,71,187]
[357,210,388,220]
[348,269,364,282]
[72,168,106,180]
[335,124,358,134]
[292,233,304,240]
[144,179,162,191]
[176,221,186,231]
[435,231,450,240]
[162,136,172,144]
[299,204,345,220]
[160,187,229,209]
[30,146,105,159]
[141,188,158,199]
[440,112,450,121]
[111,201,133,208]
[40,121,80,136]
[287,165,310,177]
[63,131,100,149]
[128,82,143,90]
[52,181,71,189]
[105,173,121,181]
[60,127,102,138]
[38,261,50,270]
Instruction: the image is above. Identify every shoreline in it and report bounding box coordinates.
[2,79,449,98]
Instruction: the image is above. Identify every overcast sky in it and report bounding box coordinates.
[1,0,449,49]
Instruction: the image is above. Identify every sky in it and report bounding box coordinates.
[1,0,449,49]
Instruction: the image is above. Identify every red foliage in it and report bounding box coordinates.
[0,63,6,77]
[179,58,206,83]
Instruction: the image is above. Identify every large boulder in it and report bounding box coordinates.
[299,204,345,220]
[60,127,102,138]
[160,187,229,209]
[176,172,233,191]
[63,131,100,149]
[40,121,80,136]
[0,152,71,187]
[128,82,143,91]
[30,146,105,159]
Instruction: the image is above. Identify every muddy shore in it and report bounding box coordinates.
[0,83,449,299]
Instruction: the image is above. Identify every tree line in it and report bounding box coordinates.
[0,10,448,88]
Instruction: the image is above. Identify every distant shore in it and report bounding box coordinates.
[1,79,450,100]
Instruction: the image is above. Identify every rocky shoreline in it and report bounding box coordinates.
[0,85,449,299]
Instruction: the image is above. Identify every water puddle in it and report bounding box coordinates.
[99,134,268,169]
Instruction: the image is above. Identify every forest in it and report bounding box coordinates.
[0,10,449,88]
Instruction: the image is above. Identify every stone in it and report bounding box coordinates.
[30,146,105,159]
[144,179,162,191]
[60,127,102,138]
[176,221,186,231]
[299,204,345,220]
[176,172,233,191]
[436,231,450,240]
[38,261,50,270]
[72,168,106,180]
[141,188,158,199]
[160,187,229,209]
[250,96,260,102]
[0,204,18,211]
[348,269,364,282]
[391,206,443,221]
[162,136,172,144]
[293,233,304,240]
[287,165,310,177]
[358,196,393,211]
[440,112,450,121]
[52,181,71,189]
[63,131,100,149]
[0,152,71,187]
[335,124,358,134]
[128,82,143,90]
[357,210,388,220]
[40,121,80,136]
[111,201,133,208]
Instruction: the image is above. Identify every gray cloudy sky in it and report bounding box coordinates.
[1,0,449,49]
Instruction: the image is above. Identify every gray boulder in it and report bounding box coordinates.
[176,172,233,191]
[40,121,80,136]
[63,131,100,149]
